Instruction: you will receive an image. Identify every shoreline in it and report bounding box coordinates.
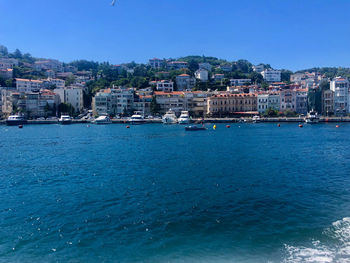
[1,117,350,125]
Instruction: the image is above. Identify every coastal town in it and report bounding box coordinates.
[0,47,349,124]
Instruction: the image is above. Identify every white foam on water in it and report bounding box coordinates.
[284,217,350,263]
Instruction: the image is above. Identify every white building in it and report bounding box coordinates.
[253,64,264,73]
[330,77,349,115]
[176,74,195,91]
[257,93,281,113]
[199,63,212,72]
[230,79,251,86]
[54,86,84,113]
[92,88,134,116]
[156,80,174,92]
[257,94,269,113]
[16,78,43,92]
[262,69,281,82]
[195,69,209,82]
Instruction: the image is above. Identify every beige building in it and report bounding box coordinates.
[322,89,334,115]
[207,93,257,116]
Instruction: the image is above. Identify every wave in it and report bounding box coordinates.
[283,217,350,263]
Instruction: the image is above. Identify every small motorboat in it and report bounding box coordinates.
[59,115,72,125]
[93,115,112,124]
[185,125,207,131]
[6,114,27,126]
[178,111,191,124]
[304,110,320,124]
[129,111,146,124]
[162,109,178,124]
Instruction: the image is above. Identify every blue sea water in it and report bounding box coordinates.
[1,123,350,263]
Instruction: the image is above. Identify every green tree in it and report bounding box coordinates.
[0,45,8,56]
[150,95,160,114]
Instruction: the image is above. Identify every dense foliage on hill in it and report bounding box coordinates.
[1,44,349,95]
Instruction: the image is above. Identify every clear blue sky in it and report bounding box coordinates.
[1,0,350,71]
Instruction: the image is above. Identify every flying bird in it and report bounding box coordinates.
[111,0,116,6]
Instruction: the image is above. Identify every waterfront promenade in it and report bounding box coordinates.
[1,117,350,125]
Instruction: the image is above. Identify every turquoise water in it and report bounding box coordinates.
[1,123,350,262]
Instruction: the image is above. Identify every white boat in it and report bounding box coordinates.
[252,115,261,123]
[305,110,320,124]
[162,109,178,124]
[129,111,146,124]
[59,115,72,125]
[93,115,112,124]
[6,114,27,126]
[178,111,191,124]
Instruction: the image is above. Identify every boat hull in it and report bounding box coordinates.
[185,126,207,131]
[59,120,72,125]
[6,120,27,126]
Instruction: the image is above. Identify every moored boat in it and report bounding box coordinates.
[129,111,146,124]
[178,111,191,124]
[59,115,72,125]
[93,115,112,124]
[304,110,320,124]
[185,125,207,131]
[252,115,261,123]
[162,109,177,124]
[6,114,27,126]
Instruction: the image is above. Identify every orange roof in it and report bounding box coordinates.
[16,78,42,83]
[178,74,190,77]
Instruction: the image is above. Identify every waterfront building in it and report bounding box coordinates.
[207,93,257,116]
[154,91,187,115]
[280,89,296,112]
[54,86,84,113]
[156,80,174,92]
[230,79,251,86]
[198,63,212,72]
[16,78,43,92]
[307,87,322,113]
[149,58,165,69]
[176,74,195,91]
[330,77,349,115]
[195,69,209,82]
[262,69,281,82]
[154,91,209,116]
[133,95,152,116]
[295,89,308,114]
[268,93,280,111]
[257,93,281,113]
[257,94,269,113]
[92,88,134,116]
[322,89,334,116]
[1,89,59,118]
[111,87,134,115]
